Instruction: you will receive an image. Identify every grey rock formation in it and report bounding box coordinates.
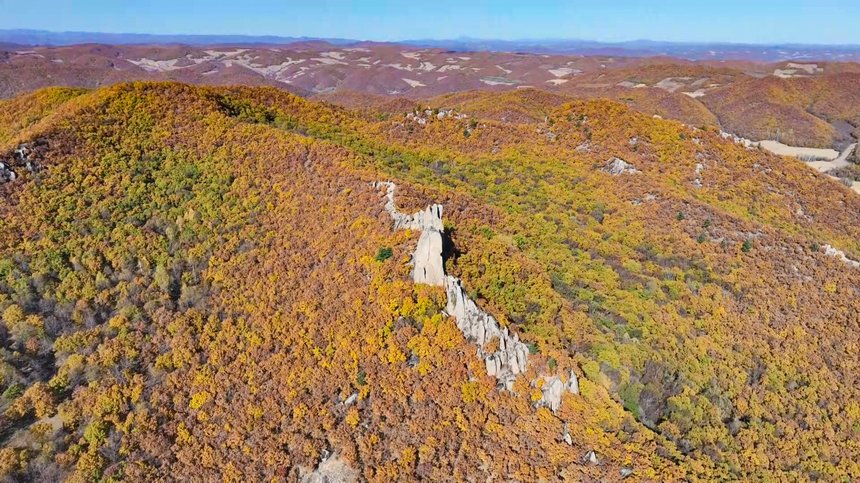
[584,450,600,465]
[376,181,584,409]
[376,181,530,390]
[445,276,529,390]
[536,371,579,413]
[602,157,640,175]
[1,143,43,183]
[539,376,565,412]
[375,181,445,286]
[823,244,860,269]
[0,167,15,182]
[299,453,358,483]
[413,220,445,286]
[693,162,704,188]
[0,161,15,183]
[566,369,580,395]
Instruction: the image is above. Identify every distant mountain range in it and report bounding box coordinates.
[0,29,356,47]
[405,37,860,61]
[2,29,860,61]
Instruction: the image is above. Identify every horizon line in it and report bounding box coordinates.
[3,28,860,49]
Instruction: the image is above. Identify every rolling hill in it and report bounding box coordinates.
[1,43,858,152]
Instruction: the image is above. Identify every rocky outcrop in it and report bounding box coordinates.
[1,143,43,184]
[539,376,566,413]
[376,181,532,388]
[374,181,445,286]
[299,453,358,483]
[566,368,580,394]
[413,217,445,286]
[602,157,640,175]
[536,370,579,413]
[0,162,16,182]
[375,181,581,407]
[562,423,573,445]
[823,244,860,269]
[445,276,529,390]
[693,162,704,188]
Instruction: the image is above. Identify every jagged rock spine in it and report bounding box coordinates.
[375,181,581,406]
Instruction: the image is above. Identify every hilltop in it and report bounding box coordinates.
[0,82,856,480]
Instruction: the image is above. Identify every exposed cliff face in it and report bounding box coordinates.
[375,181,446,286]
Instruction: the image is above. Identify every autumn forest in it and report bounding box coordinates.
[0,81,856,481]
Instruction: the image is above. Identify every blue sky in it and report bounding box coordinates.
[1,0,858,44]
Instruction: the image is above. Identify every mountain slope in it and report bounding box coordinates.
[0,83,857,480]
[0,83,682,481]
[703,73,860,147]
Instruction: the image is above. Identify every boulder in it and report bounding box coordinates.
[602,157,640,175]
[583,450,599,465]
[566,370,580,395]
[539,376,565,412]
[300,453,357,483]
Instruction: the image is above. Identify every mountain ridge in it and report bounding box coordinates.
[4,29,860,61]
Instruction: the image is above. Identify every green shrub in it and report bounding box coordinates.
[374,247,393,262]
[2,383,22,400]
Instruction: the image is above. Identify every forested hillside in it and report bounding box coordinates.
[702,73,860,148]
[0,82,857,481]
